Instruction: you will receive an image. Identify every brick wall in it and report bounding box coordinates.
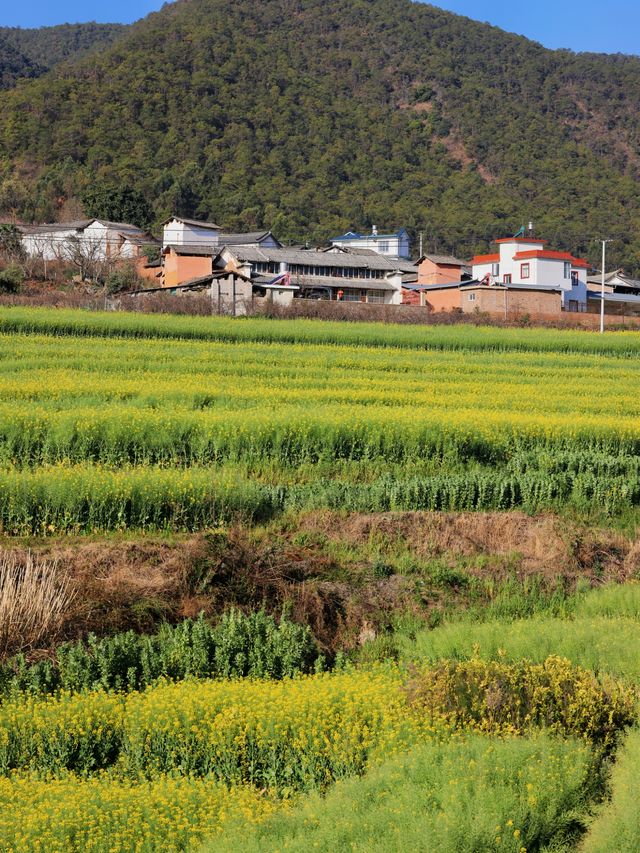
[462,287,561,316]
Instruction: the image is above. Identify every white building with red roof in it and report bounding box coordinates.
[471,234,590,311]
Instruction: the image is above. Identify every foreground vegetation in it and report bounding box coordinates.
[1,309,639,851]
[208,736,593,853]
[583,728,640,853]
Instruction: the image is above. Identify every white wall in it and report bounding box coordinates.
[83,221,139,260]
[386,272,404,304]
[163,219,220,249]
[331,232,410,259]
[22,229,79,261]
[472,261,496,281]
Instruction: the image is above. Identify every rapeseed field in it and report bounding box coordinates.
[1,308,639,851]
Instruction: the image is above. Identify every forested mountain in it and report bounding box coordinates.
[0,23,126,88]
[0,34,44,89]
[1,0,640,269]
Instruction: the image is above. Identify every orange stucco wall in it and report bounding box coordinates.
[163,251,212,287]
[424,288,462,312]
[134,256,162,283]
[418,258,463,285]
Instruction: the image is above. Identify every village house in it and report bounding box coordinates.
[128,266,299,316]
[470,235,590,312]
[586,270,640,317]
[420,232,590,316]
[217,244,416,304]
[161,216,282,286]
[162,216,221,248]
[330,227,411,260]
[417,253,468,284]
[132,247,301,315]
[19,219,158,263]
[401,253,470,306]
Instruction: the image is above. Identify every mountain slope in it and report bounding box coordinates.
[0,34,44,89]
[0,23,127,88]
[0,0,640,270]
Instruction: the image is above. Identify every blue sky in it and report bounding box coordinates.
[434,1,640,54]
[1,0,639,56]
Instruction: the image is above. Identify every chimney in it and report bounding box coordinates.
[372,225,378,237]
[528,221,534,236]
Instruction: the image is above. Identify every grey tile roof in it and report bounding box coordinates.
[325,246,381,257]
[164,244,215,256]
[589,291,640,304]
[225,245,416,273]
[460,282,563,293]
[617,276,640,289]
[18,220,92,234]
[162,216,221,230]
[420,254,468,266]
[418,281,466,291]
[219,231,278,246]
[92,220,148,234]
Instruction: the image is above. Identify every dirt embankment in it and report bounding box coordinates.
[4,512,639,654]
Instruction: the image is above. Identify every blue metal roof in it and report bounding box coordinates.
[331,228,408,242]
[589,291,640,305]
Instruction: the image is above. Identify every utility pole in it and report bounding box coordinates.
[600,240,613,334]
[419,232,423,257]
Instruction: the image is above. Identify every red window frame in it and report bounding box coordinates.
[520,263,530,279]
[503,274,512,284]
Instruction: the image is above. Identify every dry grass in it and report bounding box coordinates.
[300,511,633,581]
[0,552,76,658]
[1,512,637,655]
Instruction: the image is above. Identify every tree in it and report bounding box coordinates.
[56,233,112,282]
[81,184,154,229]
[0,224,25,263]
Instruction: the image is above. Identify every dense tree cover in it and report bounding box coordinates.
[0,23,127,84]
[0,0,640,270]
[0,34,44,89]
[82,182,154,228]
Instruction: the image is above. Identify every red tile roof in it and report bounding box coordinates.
[494,237,548,245]
[471,253,500,264]
[513,250,590,268]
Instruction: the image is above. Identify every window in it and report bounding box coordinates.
[564,262,571,279]
[491,263,500,277]
[342,288,363,302]
[571,271,579,286]
[366,290,385,304]
[378,241,390,253]
[468,293,476,302]
[520,263,530,279]
[503,274,512,284]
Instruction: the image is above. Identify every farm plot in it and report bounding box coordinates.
[1,308,640,851]
[0,310,640,532]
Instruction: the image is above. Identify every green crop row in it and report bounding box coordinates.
[0,462,638,534]
[207,735,594,853]
[4,406,640,467]
[404,614,640,684]
[0,611,322,700]
[3,306,640,355]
